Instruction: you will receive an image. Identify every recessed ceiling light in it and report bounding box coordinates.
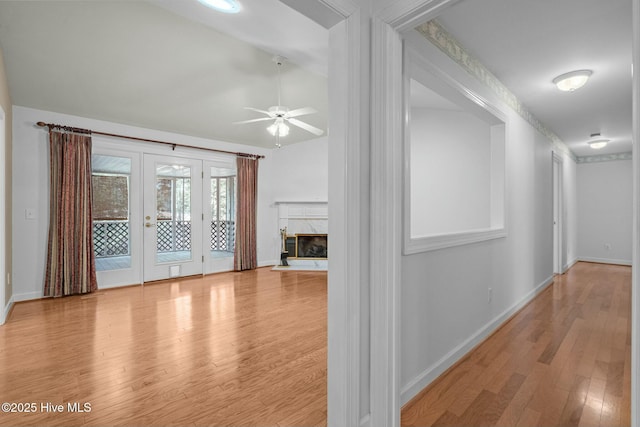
[197,0,241,13]
[552,70,592,92]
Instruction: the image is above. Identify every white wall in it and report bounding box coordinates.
[410,108,490,236]
[577,159,632,265]
[11,106,279,301]
[399,34,577,404]
[271,136,328,201]
[269,137,329,260]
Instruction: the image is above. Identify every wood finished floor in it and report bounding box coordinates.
[0,262,631,426]
[0,268,327,427]
[401,262,632,427]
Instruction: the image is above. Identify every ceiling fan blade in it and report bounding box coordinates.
[244,107,273,116]
[286,107,318,118]
[233,117,274,124]
[288,118,324,136]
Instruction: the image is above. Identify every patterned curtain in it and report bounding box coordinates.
[234,156,259,271]
[44,127,98,297]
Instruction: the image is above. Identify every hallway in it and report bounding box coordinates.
[402,262,631,427]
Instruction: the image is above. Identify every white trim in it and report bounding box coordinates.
[360,414,371,427]
[258,259,279,268]
[377,0,463,32]
[280,217,328,220]
[12,291,42,302]
[0,295,13,325]
[577,257,633,266]
[274,200,327,204]
[370,17,403,427]
[92,147,143,288]
[322,2,364,426]
[564,257,579,273]
[402,33,508,255]
[400,275,554,405]
[368,2,478,426]
[142,154,203,282]
[552,154,564,275]
[632,0,640,425]
[297,3,370,424]
[0,106,5,326]
[552,151,564,163]
[405,228,507,254]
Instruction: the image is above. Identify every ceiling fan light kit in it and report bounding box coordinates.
[234,55,324,146]
[267,120,290,137]
[552,70,592,92]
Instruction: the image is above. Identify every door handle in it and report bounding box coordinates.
[145,222,156,228]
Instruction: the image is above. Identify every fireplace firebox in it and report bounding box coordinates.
[284,234,328,259]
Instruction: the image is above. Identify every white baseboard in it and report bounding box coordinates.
[1,295,14,325]
[360,414,370,427]
[12,290,42,302]
[258,259,279,268]
[563,257,578,272]
[578,257,632,266]
[400,275,554,405]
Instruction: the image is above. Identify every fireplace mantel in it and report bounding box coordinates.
[277,202,328,224]
[274,200,327,204]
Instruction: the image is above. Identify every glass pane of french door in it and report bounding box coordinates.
[92,154,132,270]
[91,149,142,288]
[143,155,202,282]
[203,162,236,274]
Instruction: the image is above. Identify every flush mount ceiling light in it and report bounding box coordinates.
[197,0,241,13]
[588,133,609,149]
[552,70,593,92]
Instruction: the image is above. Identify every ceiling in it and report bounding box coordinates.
[0,0,633,157]
[0,0,328,148]
[435,0,633,158]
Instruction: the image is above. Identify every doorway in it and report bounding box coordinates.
[142,154,203,282]
[92,147,237,287]
[552,153,563,274]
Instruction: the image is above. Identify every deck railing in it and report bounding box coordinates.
[93,220,130,258]
[92,219,235,258]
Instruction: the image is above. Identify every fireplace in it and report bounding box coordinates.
[284,234,328,259]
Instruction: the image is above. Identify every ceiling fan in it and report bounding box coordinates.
[234,56,324,145]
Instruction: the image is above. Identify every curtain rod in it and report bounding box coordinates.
[36,122,265,159]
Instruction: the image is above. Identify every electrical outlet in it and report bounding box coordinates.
[488,287,493,303]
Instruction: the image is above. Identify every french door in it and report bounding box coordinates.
[93,149,237,287]
[142,154,203,282]
[92,149,142,288]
